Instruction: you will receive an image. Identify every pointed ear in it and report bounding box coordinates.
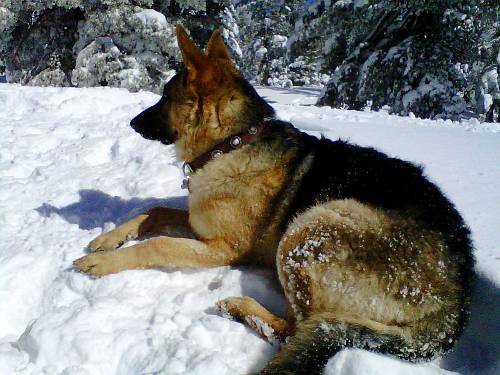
[206,29,233,64]
[176,25,206,74]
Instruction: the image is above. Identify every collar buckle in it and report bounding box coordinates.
[181,162,193,190]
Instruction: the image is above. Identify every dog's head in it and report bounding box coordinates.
[130,25,275,161]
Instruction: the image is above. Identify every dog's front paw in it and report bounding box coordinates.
[73,252,120,277]
[88,232,125,252]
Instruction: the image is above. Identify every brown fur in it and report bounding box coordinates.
[74,26,471,374]
[217,296,291,342]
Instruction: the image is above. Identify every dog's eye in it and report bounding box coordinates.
[230,95,236,101]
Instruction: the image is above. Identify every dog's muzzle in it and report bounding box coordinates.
[130,98,174,145]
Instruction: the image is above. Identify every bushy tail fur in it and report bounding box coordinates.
[257,313,419,375]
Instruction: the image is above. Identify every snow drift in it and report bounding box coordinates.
[0,83,498,374]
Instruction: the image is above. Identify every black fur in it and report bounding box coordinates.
[259,316,419,375]
[263,120,473,299]
[258,119,474,370]
[130,73,186,145]
[130,96,173,145]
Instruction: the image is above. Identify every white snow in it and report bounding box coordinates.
[0,83,499,374]
[135,9,168,30]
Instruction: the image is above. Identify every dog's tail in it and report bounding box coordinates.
[257,313,437,375]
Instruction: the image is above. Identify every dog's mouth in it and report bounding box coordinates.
[130,117,172,145]
[130,100,175,145]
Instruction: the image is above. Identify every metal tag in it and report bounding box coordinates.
[182,162,193,176]
[181,176,190,190]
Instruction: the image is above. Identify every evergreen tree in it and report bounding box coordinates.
[73,2,180,93]
[2,0,498,121]
[235,0,303,86]
[0,1,235,92]
[293,0,499,119]
[152,0,242,68]
[0,2,86,86]
[220,3,244,69]
[471,13,499,121]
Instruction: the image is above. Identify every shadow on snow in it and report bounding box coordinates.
[36,189,187,230]
[442,273,500,374]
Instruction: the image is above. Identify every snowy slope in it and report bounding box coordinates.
[0,83,498,375]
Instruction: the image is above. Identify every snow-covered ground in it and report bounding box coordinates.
[0,83,499,375]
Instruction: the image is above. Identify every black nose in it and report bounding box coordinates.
[129,111,154,139]
[130,114,142,133]
[130,116,138,131]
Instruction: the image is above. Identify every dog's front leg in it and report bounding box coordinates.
[74,237,237,277]
[88,207,191,252]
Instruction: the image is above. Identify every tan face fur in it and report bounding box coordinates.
[137,26,274,162]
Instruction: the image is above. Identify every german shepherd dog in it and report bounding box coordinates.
[74,26,473,374]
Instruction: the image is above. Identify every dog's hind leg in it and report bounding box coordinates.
[216,297,291,343]
[259,198,466,374]
[256,313,411,375]
[88,207,191,252]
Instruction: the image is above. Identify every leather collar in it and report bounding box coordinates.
[181,121,267,190]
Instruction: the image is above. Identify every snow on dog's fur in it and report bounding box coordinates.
[74,26,473,374]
